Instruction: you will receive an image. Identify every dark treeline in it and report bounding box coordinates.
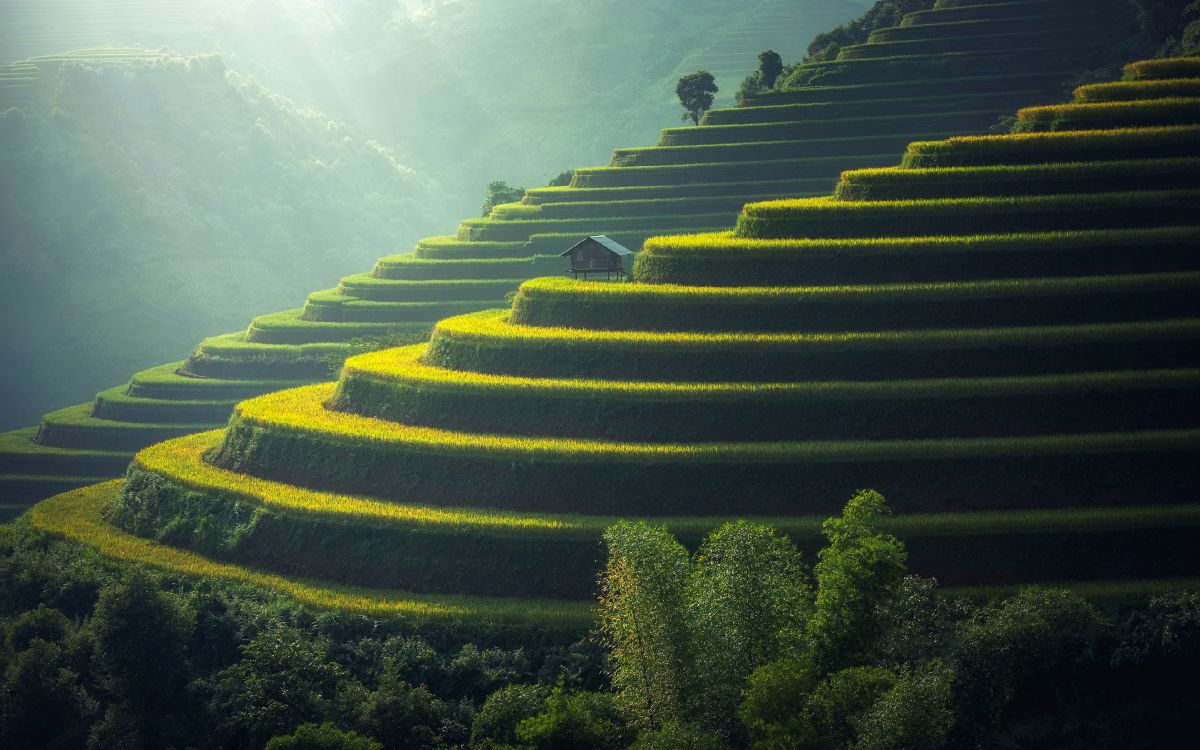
[1,492,1196,749]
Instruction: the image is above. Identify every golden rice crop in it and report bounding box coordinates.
[230,379,1200,464]
[344,343,1200,404]
[28,483,596,626]
[638,226,1200,259]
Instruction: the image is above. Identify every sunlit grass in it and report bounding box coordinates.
[227,379,1200,463]
[1123,57,1200,82]
[28,482,596,627]
[1014,97,1200,132]
[1075,79,1200,103]
[342,342,1200,405]
[901,125,1200,167]
[640,226,1200,259]
[431,307,1200,353]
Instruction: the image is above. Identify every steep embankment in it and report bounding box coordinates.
[27,56,1200,626]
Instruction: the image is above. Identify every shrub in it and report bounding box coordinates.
[471,683,549,749]
[265,722,382,750]
[514,687,630,750]
[481,181,526,217]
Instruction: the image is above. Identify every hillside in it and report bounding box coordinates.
[0,0,872,219]
[23,53,1200,624]
[0,0,1178,514]
[0,49,441,432]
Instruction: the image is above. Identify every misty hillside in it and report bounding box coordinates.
[0,51,441,429]
[0,0,867,217]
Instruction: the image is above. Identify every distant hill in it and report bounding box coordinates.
[0,50,441,429]
[0,0,871,218]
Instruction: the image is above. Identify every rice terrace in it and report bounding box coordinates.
[1,1,1199,748]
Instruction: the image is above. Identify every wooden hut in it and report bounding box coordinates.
[560,235,633,280]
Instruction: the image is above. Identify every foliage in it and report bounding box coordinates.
[629,721,727,750]
[210,625,353,747]
[687,522,810,738]
[756,51,783,90]
[946,588,1104,747]
[481,181,527,218]
[735,50,783,106]
[513,686,630,750]
[599,522,692,730]
[266,722,383,750]
[851,661,954,750]
[470,683,549,749]
[90,567,196,747]
[800,0,929,65]
[546,171,574,188]
[676,71,718,126]
[805,491,907,673]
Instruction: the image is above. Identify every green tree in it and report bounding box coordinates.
[546,170,574,187]
[471,683,549,749]
[947,588,1102,747]
[599,521,692,730]
[7,605,72,651]
[805,490,907,673]
[514,687,630,750]
[688,521,809,738]
[481,180,526,216]
[802,666,896,749]
[0,639,96,749]
[211,626,356,748]
[756,50,783,89]
[676,71,718,125]
[356,676,443,750]
[266,721,382,750]
[629,721,727,750]
[89,568,195,746]
[853,661,954,750]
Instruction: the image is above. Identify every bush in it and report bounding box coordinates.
[482,181,526,217]
[629,722,727,750]
[265,722,382,750]
[471,684,549,749]
[514,687,630,750]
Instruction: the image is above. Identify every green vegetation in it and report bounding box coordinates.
[802,0,931,64]
[676,71,719,125]
[481,181,527,218]
[28,482,594,628]
[4,484,1197,748]
[592,494,1200,748]
[732,188,1200,239]
[899,125,1200,166]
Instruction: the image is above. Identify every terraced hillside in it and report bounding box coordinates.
[27,57,1200,626]
[0,1,1138,520]
[671,0,871,104]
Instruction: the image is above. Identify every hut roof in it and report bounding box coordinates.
[559,235,634,258]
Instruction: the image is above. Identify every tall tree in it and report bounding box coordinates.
[805,489,907,673]
[756,50,783,89]
[676,71,718,125]
[599,521,692,730]
[688,521,809,738]
[89,568,195,747]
